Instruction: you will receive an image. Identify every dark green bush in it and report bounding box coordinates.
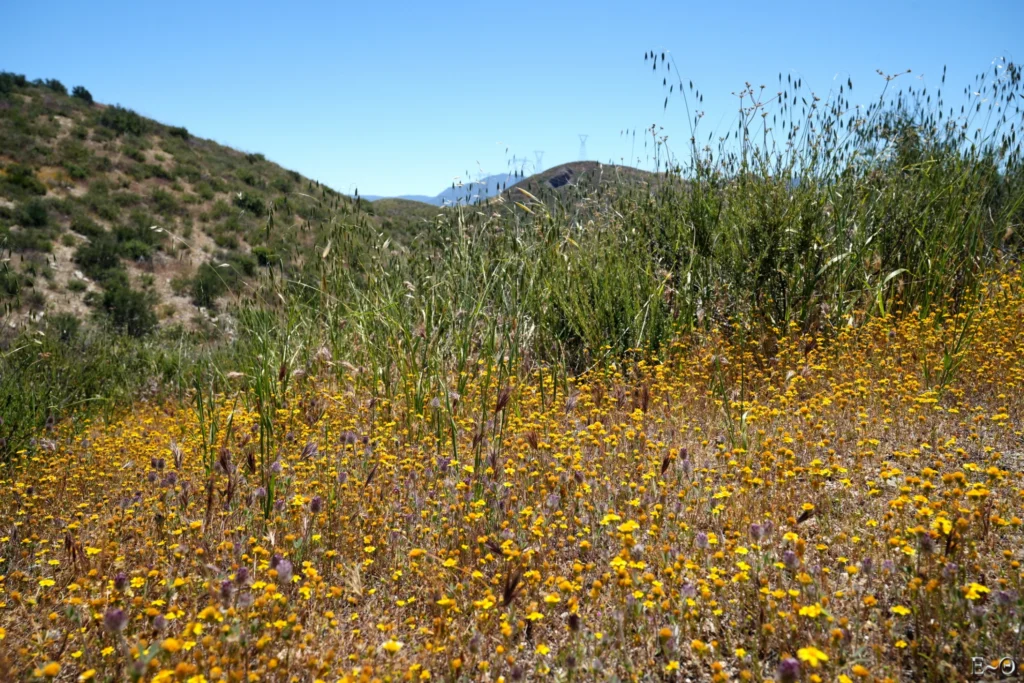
[168,126,189,140]
[40,78,67,95]
[151,188,180,216]
[233,191,265,216]
[3,163,47,195]
[97,282,156,337]
[119,239,153,261]
[190,262,228,308]
[236,168,260,187]
[0,268,22,299]
[18,199,49,227]
[252,246,278,266]
[0,72,28,95]
[99,105,147,136]
[71,85,93,104]
[173,163,202,184]
[47,312,81,342]
[74,235,123,281]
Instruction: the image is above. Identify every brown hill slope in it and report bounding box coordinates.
[0,72,436,335]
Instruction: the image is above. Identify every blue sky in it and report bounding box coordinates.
[3,0,1021,197]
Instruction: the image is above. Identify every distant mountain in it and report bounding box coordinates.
[365,172,523,206]
[503,161,662,204]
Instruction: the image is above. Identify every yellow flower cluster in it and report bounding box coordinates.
[1,271,1023,681]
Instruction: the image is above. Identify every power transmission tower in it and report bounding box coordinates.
[533,150,545,175]
[578,135,588,160]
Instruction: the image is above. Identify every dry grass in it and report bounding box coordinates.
[2,270,1022,682]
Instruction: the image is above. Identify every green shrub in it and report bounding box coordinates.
[151,188,180,216]
[233,191,265,216]
[46,312,81,341]
[190,262,228,308]
[3,163,47,195]
[71,85,93,104]
[173,163,202,184]
[97,282,156,337]
[70,215,103,239]
[0,72,28,95]
[122,145,145,163]
[66,278,87,293]
[0,268,22,299]
[74,235,123,281]
[236,168,260,187]
[119,239,153,261]
[99,105,147,136]
[40,78,67,95]
[252,246,278,266]
[168,126,189,140]
[24,289,46,311]
[18,199,49,228]
[213,231,239,249]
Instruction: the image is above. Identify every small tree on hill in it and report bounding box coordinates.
[71,85,93,104]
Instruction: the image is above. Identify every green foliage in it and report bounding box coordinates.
[38,78,67,95]
[151,188,181,216]
[190,262,228,308]
[74,235,124,281]
[252,246,278,266]
[233,191,265,216]
[168,125,189,140]
[17,198,49,228]
[99,105,147,136]
[2,163,47,195]
[0,71,28,96]
[47,312,82,341]
[71,85,93,104]
[0,322,185,462]
[97,282,157,337]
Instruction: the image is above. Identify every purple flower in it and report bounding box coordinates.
[235,566,250,585]
[918,533,935,554]
[113,573,128,592]
[103,607,128,633]
[783,550,800,571]
[275,559,293,583]
[995,590,1017,610]
[153,614,167,632]
[309,495,323,514]
[777,657,800,683]
[749,523,765,542]
[695,532,709,550]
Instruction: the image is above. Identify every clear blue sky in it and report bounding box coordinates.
[3,0,1021,197]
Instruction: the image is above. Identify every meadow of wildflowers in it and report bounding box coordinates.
[2,269,1023,682]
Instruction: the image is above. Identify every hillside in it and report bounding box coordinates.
[0,72,438,336]
[504,160,662,205]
